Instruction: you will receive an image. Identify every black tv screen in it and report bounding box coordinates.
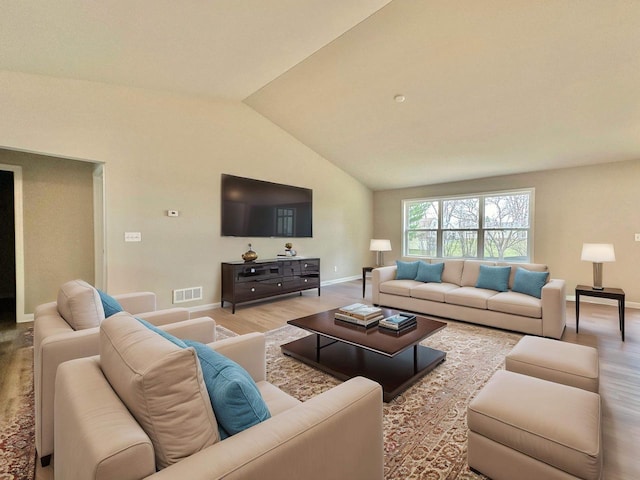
[221,174,313,238]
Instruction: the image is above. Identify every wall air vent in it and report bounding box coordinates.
[173,286,203,304]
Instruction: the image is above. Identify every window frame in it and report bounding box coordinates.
[402,188,535,262]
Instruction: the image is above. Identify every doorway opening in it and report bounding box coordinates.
[0,170,16,325]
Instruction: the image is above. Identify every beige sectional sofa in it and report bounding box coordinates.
[54,312,384,480]
[372,259,566,339]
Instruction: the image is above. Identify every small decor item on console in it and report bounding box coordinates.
[241,243,258,262]
[285,242,297,256]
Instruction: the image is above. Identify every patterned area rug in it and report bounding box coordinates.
[261,320,522,480]
[0,328,36,480]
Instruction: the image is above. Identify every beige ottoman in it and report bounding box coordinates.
[506,335,599,392]
[468,370,602,480]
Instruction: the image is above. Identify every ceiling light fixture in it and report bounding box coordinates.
[394,94,406,103]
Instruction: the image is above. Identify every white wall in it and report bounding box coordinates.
[0,71,373,311]
[374,159,640,303]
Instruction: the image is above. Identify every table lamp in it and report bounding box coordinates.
[581,243,615,290]
[370,239,392,267]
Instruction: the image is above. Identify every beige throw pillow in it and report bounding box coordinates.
[100,312,219,469]
[57,279,105,330]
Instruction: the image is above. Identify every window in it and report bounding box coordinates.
[404,189,533,261]
[276,207,294,236]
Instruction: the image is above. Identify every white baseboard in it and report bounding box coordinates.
[17,313,34,323]
[189,302,220,313]
[321,275,360,286]
[566,295,640,309]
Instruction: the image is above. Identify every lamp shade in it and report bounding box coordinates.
[369,239,391,251]
[581,243,616,262]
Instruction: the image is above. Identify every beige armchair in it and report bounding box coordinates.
[34,280,216,466]
[54,312,384,480]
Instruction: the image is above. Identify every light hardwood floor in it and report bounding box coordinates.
[23,280,640,479]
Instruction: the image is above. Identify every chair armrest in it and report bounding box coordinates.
[55,357,155,480]
[160,317,216,344]
[114,292,156,314]
[35,326,101,457]
[372,266,397,305]
[137,308,190,325]
[147,377,383,480]
[542,279,567,339]
[208,333,266,382]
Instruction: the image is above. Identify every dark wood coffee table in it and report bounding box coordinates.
[281,308,447,402]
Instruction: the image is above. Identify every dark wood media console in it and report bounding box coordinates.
[221,258,320,313]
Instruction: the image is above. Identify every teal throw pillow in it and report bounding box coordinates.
[97,289,124,318]
[396,261,420,280]
[512,268,549,299]
[415,261,444,283]
[475,265,511,292]
[136,317,187,348]
[183,340,271,439]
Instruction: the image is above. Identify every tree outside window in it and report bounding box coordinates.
[403,189,533,261]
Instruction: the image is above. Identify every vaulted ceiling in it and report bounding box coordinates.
[2,1,639,190]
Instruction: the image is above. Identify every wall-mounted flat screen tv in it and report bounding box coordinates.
[221,174,313,238]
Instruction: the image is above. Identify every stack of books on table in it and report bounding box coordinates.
[335,303,384,328]
[378,313,417,333]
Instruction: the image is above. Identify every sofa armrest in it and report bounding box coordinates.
[372,265,397,305]
[160,317,216,343]
[147,377,383,480]
[114,292,156,314]
[35,325,101,458]
[208,333,266,382]
[541,279,567,339]
[55,357,156,480]
[137,308,190,325]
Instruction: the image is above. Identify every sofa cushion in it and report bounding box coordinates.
[499,262,548,290]
[506,336,599,392]
[511,268,549,299]
[396,260,420,280]
[57,279,105,330]
[436,259,464,285]
[415,261,444,283]
[100,312,219,469]
[256,381,301,416]
[184,340,271,439]
[411,282,459,302]
[445,286,497,309]
[475,265,511,292]
[380,279,421,297]
[461,260,497,287]
[487,291,542,318]
[97,289,124,318]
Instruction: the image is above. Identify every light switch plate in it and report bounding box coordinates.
[124,232,142,242]
[635,233,640,242]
